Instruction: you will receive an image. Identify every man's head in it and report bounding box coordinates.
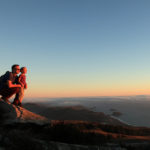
[11,64,20,75]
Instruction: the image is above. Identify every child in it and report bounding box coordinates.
[18,67,27,107]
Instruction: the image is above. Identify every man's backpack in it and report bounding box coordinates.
[0,71,10,85]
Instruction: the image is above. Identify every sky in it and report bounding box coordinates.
[0,0,150,98]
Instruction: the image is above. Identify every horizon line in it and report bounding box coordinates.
[24,94,150,99]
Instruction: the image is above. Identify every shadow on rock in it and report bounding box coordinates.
[0,100,17,123]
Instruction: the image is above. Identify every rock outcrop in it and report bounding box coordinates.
[0,100,48,124]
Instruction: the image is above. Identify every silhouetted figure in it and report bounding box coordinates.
[0,64,21,104]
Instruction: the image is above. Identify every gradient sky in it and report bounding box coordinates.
[0,0,150,98]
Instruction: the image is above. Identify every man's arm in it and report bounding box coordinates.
[7,80,21,88]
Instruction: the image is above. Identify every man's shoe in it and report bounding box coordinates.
[12,100,19,106]
[2,97,10,103]
[18,103,23,107]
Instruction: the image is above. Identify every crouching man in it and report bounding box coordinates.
[0,64,22,105]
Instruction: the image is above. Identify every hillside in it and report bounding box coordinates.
[1,120,150,150]
[24,103,126,126]
[0,100,150,149]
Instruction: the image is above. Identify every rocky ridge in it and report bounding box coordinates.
[0,100,48,124]
[0,100,150,150]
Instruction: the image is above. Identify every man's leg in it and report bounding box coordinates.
[13,87,24,106]
[13,91,20,105]
[18,87,24,107]
[0,87,20,102]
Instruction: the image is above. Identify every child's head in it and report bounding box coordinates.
[20,67,27,74]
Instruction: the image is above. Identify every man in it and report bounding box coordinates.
[0,64,22,104]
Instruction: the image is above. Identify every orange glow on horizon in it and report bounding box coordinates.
[25,70,150,98]
[25,86,150,98]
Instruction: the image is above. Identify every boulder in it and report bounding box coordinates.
[0,99,49,124]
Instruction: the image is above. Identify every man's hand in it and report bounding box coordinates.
[17,84,22,88]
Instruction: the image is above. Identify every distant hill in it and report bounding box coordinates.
[24,103,126,126]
